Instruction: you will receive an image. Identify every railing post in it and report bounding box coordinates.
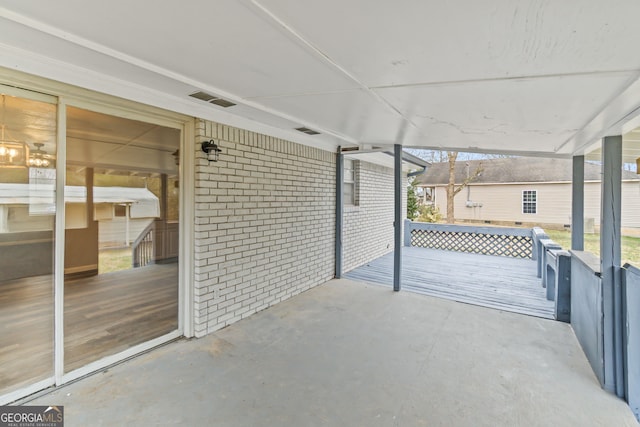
[532,227,548,274]
[404,219,412,247]
[540,239,561,284]
[545,251,558,300]
[554,251,572,323]
[531,228,539,261]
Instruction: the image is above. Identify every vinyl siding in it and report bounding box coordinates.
[431,182,640,228]
[620,182,640,227]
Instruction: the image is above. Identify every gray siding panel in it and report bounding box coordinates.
[571,251,604,386]
[624,264,640,421]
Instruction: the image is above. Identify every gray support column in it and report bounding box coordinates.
[393,144,402,292]
[601,135,623,396]
[335,149,344,279]
[572,155,585,251]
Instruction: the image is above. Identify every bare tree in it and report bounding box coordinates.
[405,148,496,222]
[445,152,483,223]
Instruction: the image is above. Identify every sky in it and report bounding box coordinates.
[405,148,638,173]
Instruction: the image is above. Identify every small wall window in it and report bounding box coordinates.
[114,204,128,217]
[424,186,435,204]
[522,190,537,214]
[344,159,358,206]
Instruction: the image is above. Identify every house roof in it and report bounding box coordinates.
[414,157,639,186]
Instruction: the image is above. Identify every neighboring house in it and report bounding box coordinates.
[91,186,160,247]
[414,157,640,230]
[0,183,159,245]
[0,183,161,280]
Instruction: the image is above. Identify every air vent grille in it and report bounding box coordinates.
[189,91,217,102]
[295,127,320,135]
[189,91,236,108]
[209,98,236,108]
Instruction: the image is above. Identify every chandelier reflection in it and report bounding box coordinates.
[28,143,55,168]
[0,94,28,168]
[0,127,28,168]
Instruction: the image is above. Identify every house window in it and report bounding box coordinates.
[114,204,128,217]
[344,159,358,206]
[522,190,537,214]
[424,186,435,204]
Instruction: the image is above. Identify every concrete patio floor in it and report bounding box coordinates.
[27,279,637,426]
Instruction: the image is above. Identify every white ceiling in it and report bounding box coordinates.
[0,94,179,172]
[66,106,180,172]
[1,0,640,158]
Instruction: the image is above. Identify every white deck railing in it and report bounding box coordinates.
[132,223,154,268]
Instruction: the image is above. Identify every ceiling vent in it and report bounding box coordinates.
[295,127,320,135]
[189,91,217,102]
[209,98,236,108]
[189,91,236,108]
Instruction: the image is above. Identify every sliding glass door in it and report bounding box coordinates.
[0,91,57,397]
[1,87,183,402]
[63,106,180,372]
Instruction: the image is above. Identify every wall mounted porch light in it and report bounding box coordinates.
[201,139,222,163]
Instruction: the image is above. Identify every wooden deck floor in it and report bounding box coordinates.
[345,247,554,319]
[0,264,178,396]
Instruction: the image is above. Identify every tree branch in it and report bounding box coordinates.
[452,163,484,196]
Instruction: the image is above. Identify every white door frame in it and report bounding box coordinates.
[0,72,195,404]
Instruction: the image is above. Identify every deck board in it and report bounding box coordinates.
[345,247,554,319]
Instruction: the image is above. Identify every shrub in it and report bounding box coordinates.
[417,205,442,223]
[407,182,419,220]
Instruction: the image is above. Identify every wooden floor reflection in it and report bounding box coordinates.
[0,274,53,394]
[0,263,178,395]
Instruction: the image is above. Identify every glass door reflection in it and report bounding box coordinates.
[0,93,57,396]
[63,107,179,372]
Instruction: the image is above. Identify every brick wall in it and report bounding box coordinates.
[343,160,405,272]
[193,120,336,337]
